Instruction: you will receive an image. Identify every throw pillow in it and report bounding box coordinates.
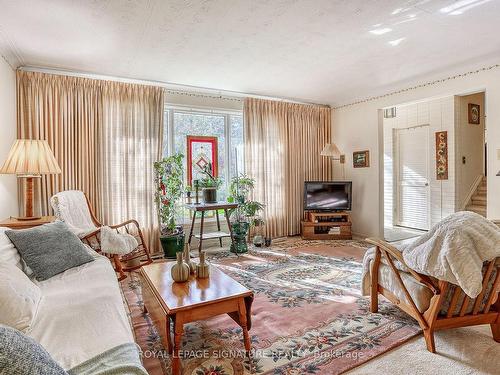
[0,325,67,375]
[5,221,95,281]
[0,262,42,332]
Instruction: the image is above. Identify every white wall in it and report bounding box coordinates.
[383,96,456,230]
[0,56,17,218]
[333,67,500,238]
[455,92,485,208]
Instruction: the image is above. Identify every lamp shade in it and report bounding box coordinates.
[0,140,61,175]
[320,143,342,158]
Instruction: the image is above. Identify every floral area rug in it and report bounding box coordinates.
[120,239,420,375]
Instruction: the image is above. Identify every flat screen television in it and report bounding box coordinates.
[303,181,352,211]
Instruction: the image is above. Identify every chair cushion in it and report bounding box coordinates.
[0,262,42,331]
[0,324,67,375]
[377,263,434,312]
[5,221,94,281]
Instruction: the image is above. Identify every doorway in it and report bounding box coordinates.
[395,125,430,230]
[381,93,487,243]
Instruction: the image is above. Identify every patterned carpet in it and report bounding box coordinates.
[120,239,420,375]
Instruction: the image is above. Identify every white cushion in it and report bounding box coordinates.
[0,227,22,269]
[0,262,42,332]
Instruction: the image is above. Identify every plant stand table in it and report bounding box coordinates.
[186,202,238,253]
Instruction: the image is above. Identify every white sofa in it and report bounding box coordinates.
[0,227,142,372]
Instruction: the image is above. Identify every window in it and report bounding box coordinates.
[163,107,244,204]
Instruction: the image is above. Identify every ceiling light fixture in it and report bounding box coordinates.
[370,28,392,35]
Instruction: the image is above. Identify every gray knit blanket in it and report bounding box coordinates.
[68,343,147,375]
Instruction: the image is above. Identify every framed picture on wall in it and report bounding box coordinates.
[353,150,370,168]
[435,131,448,180]
[468,103,480,124]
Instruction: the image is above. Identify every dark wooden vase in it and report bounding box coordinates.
[202,188,217,203]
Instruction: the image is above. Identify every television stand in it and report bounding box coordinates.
[301,212,352,240]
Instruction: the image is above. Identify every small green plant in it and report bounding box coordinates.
[154,153,184,236]
[229,174,264,226]
[198,163,223,189]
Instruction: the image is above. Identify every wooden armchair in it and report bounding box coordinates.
[366,238,500,353]
[51,190,153,280]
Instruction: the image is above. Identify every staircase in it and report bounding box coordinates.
[466,177,487,217]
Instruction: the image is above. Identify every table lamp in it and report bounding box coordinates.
[321,143,346,179]
[0,140,61,220]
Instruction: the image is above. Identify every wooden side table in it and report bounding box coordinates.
[186,202,238,252]
[0,216,56,229]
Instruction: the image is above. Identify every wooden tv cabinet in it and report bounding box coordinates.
[301,212,352,240]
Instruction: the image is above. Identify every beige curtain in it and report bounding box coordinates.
[17,71,102,215]
[99,82,164,253]
[244,98,332,238]
[17,70,164,253]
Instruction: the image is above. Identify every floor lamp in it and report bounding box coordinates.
[321,143,346,180]
[0,140,61,220]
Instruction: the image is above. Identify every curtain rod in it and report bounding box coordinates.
[18,66,329,107]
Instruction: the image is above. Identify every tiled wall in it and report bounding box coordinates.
[383,96,456,229]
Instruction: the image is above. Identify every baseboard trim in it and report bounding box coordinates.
[352,232,371,241]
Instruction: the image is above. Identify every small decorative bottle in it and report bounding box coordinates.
[171,252,190,282]
[196,251,210,279]
[193,179,200,205]
[183,243,195,274]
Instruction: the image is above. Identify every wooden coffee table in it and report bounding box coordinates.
[140,261,254,375]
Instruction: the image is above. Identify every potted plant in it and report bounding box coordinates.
[228,174,265,253]
[198,162,223,203]
[154,153,185,259]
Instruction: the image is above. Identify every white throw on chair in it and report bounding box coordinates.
[50,190,153,280]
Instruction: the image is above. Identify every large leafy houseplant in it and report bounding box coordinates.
[154,153,185,258]
[228,174,264,253]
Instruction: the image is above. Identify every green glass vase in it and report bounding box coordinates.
[230,221,250,254]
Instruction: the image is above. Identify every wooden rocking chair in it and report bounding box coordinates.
[51,190,153,280]
[366,238,500,353]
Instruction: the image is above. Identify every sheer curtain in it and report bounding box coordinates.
[244,98,332,238]
[16,70,164,253]
[99,82,164,253]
